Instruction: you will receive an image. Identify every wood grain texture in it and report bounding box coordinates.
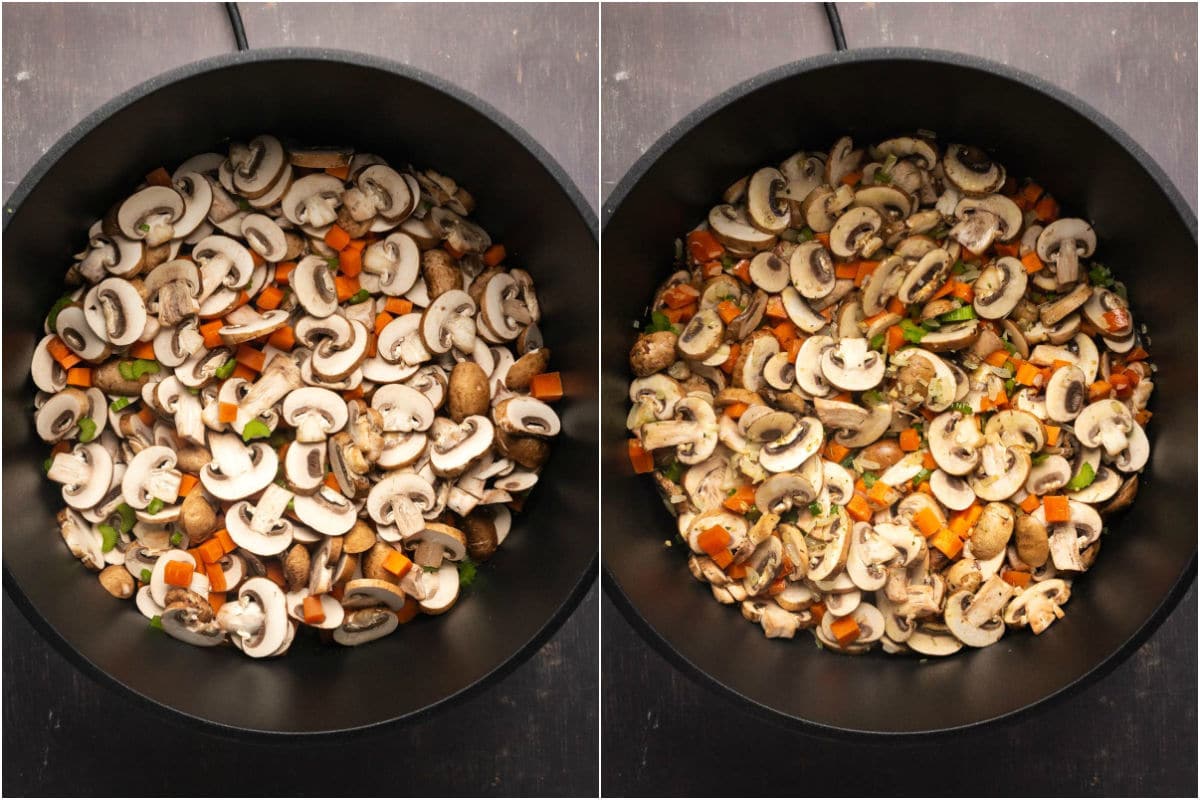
[601,3,1195,796]
[2,3,597,797]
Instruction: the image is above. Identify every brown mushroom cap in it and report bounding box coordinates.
[505,348,552,392]
[448,361,491,422]
[462,511,499,561]
[629,331,677,377]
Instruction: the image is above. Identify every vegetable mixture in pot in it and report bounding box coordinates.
[32,135,562,655]
[626,134,1152,655]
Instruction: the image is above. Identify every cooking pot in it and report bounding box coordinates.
[602,48,1195,735]
[3,48,597,735]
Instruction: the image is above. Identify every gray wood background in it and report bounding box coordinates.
[601,3,1197,797]
[2,3,597,797]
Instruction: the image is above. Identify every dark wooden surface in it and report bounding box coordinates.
[2,4,598,797]
[601,3,1196,797]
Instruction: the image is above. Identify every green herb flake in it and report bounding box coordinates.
[1004,378,1017,395]
[862,389,885,406]
[149,615,163,630]
[42,456,54,474]
[911,468,933,488]
[286,498,295,512]
[326,256,340,271]
[458,558,478,587]
[1088,264,1114,288]
[46,294,75,331]
[808,501,824,516]
[796,227,815,243]
[899,319,927,344]
[115,503,136,533]
[76,416,98,443]
[422,564,439,574]
[169,531,183,546]
[241,419,271,442]
[140,568,152,583]
[347,288,370,304]
[661,460,684,483]
[862,472,879,489]
[1065,462,1096,492]
[146,497,164,515]
[138,223,150,233]
[951,260,968,275]
[951,402,974,415]
[109,396,132,412]
[236,198,252,212]
[780,508,801,525]
[644,310,674,334]
[868,333,886,351]
[839,454,857,470]
[214,358,237,380]
[1001,338,1018,355]
[98,524,119,553]
[744,508,763,524]
[1030,452,1050,465]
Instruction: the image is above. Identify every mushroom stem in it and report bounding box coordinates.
[240,355,302,422]
[47,451,91,487]
[414,539,445,569]
[145,468,184,505]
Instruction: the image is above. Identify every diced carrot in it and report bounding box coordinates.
[530,372,564,402]
[255,285,285,311]
[1034,194,1060,223]
[394,599,421,624]
[384,297,413,316]
[922,450,937,470]
[979,397,993,412]
[985,350,1011,368]
[339,245,362,277]
[846,494,873,522]
[301,595,326,625]
[46,337,82,368]
[214,528,236,554]
[334,274,361,302]
[898,428,921,452]
[443,241,464,259]
[206,562,228,592]
[1002,570,1033,588]
[830,615,861,646]
[381,550,413,579]
[949,281,975,303]
[1019,494,1041,513]
[1088,380,1112,401]
[1043,424,1060,446]
[917,481,933,496]
[628,439,654,474]
[809,602,827,625]
[722,402,749,420]
[267,325,296,351]
[342,386,365,402]
[697,525,733,555]
[483,243,507,267]
[993,241,1021,258]
[1102,308,1131,334]
[819,305,836,321]
[65,367,92,387]
[815,233,830,249]
[787,337,803,364]
[136,405,156,426]
[835,262,859,280]
[765,296,788,320]
[216,402,239,424]
[839,171,863,187]
[1018,182,1045,210]
[265,561,286,589]
[855,260,880,287]
[200,319,225,349]
[145,167,172,187]
[275,262,296,285]
[129,340,157,360]
[1134,409,1153,426]
[324,224,351,252]
[235,345,266,373]
[949,503,982,538]
[709,548,734,569]
[662,284,700,310]
[663,304,696,325]
[930,279,956,301]
[208,593,226,613]
[686,230,725,263]
[187,548,206,570]
[869,481,899,509]
[321,163,350,180]
[249,249,266,268]
[992,388,1009,409]
[163,560,193,588]
[720,343,740,374]
[1021,251,1044,274]
[1043,495,1071,523]
[321,473,341,493]
[825,441,850,464]
[929,527,964,559]
[913,507,942,537]
[1126,347,1150,362]
[198,537,225,565]
[725,562,748,580]
[885,325,905,354]
[370,312,393,339]
[731,259,752,284]
[723,486,756,515]
[177,473,199,500]
[885,296,906,317]
[771,321,798,349]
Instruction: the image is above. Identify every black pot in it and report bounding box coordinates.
[602,48,1196,736]
[3,49,597,735]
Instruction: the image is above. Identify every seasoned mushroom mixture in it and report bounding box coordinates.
[32,135,562,656]
[627,134,1152,655]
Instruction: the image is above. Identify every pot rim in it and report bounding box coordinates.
[601,46,1196,739]
[3,46,598,739]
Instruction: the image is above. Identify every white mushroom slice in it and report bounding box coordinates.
[969,441,1031,502]
[117,185,185,245]
[282,173,344,227]
[891,348,957,411]
[57,508,106,570]
[429,415,495,475]
[362,232,420,295]
[292,485,357,536]
[1074,399,1134,457]
[879,451,926,488]
[239,353,303,421]
[707,204,776,251]
[230,134,286,198]
[789,241,837,300]
[200,438,278,501]
[1044,365,1087,422]
[1026,455,1072,496]
[333,606,399,646]
[56,305,111,362]
[291,255,340,318]
[820,337,884,392]
[846,522,898,591]
[744,250,789,293]
[745,167,791,234]
[226,493,294,558]
[494,396,561,438]
[829,206,882,259]
[758,416,823,474]
[283,387,349,442]
[285,589,345,630]
[371,383,435,433]
[897,248,952,305]
[284,439,328,494]
[417,563,461,615]
[834,401,893,449]
[31,336,69,394]
[1036,218,1096,286]
[35,388,91,443]
[423,289,478,354]
[942,144,1005,196]
[358,165,414,221]
[309,320,369,381]
[972,257,1027,320]
[984,409,1045,453]
[367,472,437,536]
[147,548,199,606]
[121,445,182,510]
[154,376,206,445]
[906,624,964,657]
[781,287,828,335]
[1112,422,1149,473]
[82,278,147,346]
[1068,464,1122,503]
[159,588,226,647]
[807,508,852,582]
[929,470,976,511]
[235,577,290,658]
[341,578,408,611]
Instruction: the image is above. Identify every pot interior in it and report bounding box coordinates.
[602,51,1196,734]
